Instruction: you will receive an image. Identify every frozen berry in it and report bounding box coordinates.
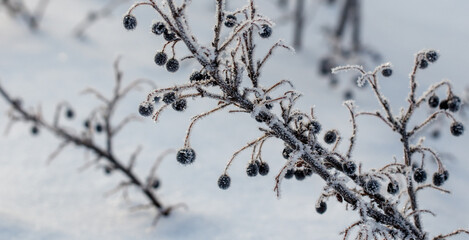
[418,59,428,69]
[154,52,167,66]
[190,71,204,82]
[259,24,272,38]
[439,99,449,110]
[387,181,399,195]
[324,130,337,144]
[84,120,90,128]
[152,179,161,189]
[65,108,74,119]
[166,58,179,72]
[31,126,39,135]
[246,162,259,177]
[265,96,273,110]
[304,167,313,177]
[426,50,438,62]
[163,29,177,41]
[413,168,427,183]
[365,179,381,194]
[428,95,439,108]
[153,96,161,103]
[138,101,154,117]
[258,162,269,176]
[283,147,293,159]
[224,14,237,28]
[381,68,392,77]
[450,122,464,136]
[294,169,305,181]
[123,14,137,30]
[284,169,294,179]
[255,111,271,123]
[95,123,103,133]
[176,148,196,165]
[442,170,449,181]
[151,22,166,35]
[432,172,446,186]
[218,174,231,190]
[309,120,321,134]
[172,99,187,112]
[316,201,327,214]
[162,92,176,104]
[104,165,113,175]
[447,96,461,112]
[342,161,356,175]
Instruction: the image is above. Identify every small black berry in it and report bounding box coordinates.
[84,120,90,129]
[152,179,161,189]
[255,111,271,123]
[428,95,439,108]
[163,29,177,41]
[304,167,313,177]
[439,99,449,110]
[172,99,187,112]
[190,71,204,82]
[138,101,154,117]
[309,120,321,134]
[104,165,113,175]
[258,162,270,176]
[176,148,196,165]
[95,123,103,133]
[447,96,461,112]
[442,170,449,181]
[265,96,273,110]
[151,22,166,35]
[284,169,294,179]
[246,162,259,177]
[450,122,464,136]
[31,126,39,135]
[344,90,354,100]
[294,169,305,181]
[316,201,327,214]
[342,161,356,175]
[324,130,337,144]
[154,52,168,66]
[224,14,237,28]
[65,109,74,119]
[123,14,137,30]
[218,174,231,190]
[387,181,399,195]
[166,58,179,72]
[426,50,439,62]
[418,59,428,69]
[153,96,161,103]
[259,24,272,38]
[381,68,392,77]
[365,179,381,194]
[432,172,445,186]
[413,168,427,183]
[162,92,176,104]
[282,147,293,159]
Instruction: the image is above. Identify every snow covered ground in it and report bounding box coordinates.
[0,0,468,239]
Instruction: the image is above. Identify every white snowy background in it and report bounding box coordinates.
[0,0,468,239]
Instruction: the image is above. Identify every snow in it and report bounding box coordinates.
[1,0,468,239]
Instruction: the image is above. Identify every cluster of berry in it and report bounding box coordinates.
[224,14,272,38]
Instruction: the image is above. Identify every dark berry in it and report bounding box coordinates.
[426,50,439,62]
[342,161,356,175]
[190,71,204,82]
[450,122,464,136]
[344,90,354,100]
[258,162,270,176]
[313,144,326,155]
[153,96,161,103]
[442,170,449,181]
[162,92,176,104]
[152,179,161,189]
[218,174,231,190]
[123,14,137,30]
[431,129,440,139]
[224,14,237,28]
[381,68,392,77]
[447,96,461,112]
[138,101,154,117]
[246,162,259,177]
[413,168,427,183]
[284,169,294,179]
[428,95,439,108]
[95,123,103,133]
[324,130,337,144]
[282,147,293,159]
[432,172,446,186]
[294,169,305,181]
[176,148,196,165]
[365,179,381,194]
[387,181,399,195]
[265,96,273,110]
[151,22,166,35]
[65,109,74,119]
[166,58,179,72]
[163,29,177,41]
[154,52,167,66]
[418,59,428,69]
[104,165,113,175]
[439,99,449,110]
[319,57,334,76]
[316,201,327,214]
[304,167,313,177]
[259,24,272,38]
[255,111,271,123]
[310,120,321,134]
[31,126,39,135]
[172,99,187,112]
[84,120,90,128]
